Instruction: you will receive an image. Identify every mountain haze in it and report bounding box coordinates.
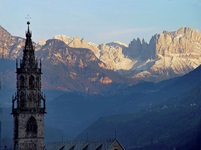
[42,65,201,142]
[77,83,201,150]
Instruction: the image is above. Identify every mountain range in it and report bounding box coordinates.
[0,25,132,94]
[0,25,201,94]
[47,26,201,82]
[0,24,201,149]
[76,66,201,149]
[77,83,201,150]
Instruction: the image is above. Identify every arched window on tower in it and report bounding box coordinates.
[29,75,35,89]
[20,75,25,88]
[20,92,25,108]
[26,116,37,137]
[28,92,35,108]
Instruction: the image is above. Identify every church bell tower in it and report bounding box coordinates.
[12,21,46,150]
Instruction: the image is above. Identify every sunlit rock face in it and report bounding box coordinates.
[0,26,130,94]
[51,27,201,82]
[0,25,201,92]
[124,26,201,81]
[53,35,133,70]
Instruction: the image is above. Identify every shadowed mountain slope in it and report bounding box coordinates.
[77,83,201,150]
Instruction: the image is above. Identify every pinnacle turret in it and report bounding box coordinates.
[20,21,38,69]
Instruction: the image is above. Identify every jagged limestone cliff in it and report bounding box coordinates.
[0,25,201,85]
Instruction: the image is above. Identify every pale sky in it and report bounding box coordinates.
[0,0,200,44]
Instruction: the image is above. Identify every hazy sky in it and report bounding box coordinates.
[0,0,200,44]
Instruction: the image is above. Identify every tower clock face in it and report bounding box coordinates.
[28,143,36,150]
[29,92,35,101]
[19,143,36,150]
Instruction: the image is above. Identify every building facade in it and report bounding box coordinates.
[11,21,46,150]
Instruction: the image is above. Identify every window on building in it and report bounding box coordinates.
[20,92,25,108]
[28,92,35,108]
[29,75,35,89]
[27,116,37,136]
[20,75,25,88]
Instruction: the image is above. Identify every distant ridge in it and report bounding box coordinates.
[77,77,201,149]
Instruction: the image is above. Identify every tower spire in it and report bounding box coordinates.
[27,21,31,37]
[25,21,32,47]
[12,21,46,150]
[25,14,31,36]
[21,21,36,69]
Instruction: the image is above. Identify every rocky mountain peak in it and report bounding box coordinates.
[0,24,201,87]
[106,41,128,48]
[0,25,12,38]
[52,35,133,70]
[53,34,73,42]
[177,26,192,35]
[124,26,201,81]
[37,39,46,46]
[53,35,87,48]
[34,26,201,82]
[0,26,26,59]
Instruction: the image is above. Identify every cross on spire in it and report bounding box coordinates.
[25,15,31,30]
[25,14,31,22]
